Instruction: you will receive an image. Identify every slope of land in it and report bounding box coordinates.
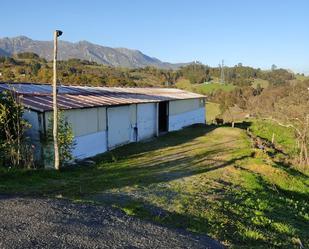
[0,36,188,69]
[1,125,308,248]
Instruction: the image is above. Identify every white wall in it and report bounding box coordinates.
[137,103,157,140]
[73,131,107,159]
[45,107,106,137]
[107,105,132,149]
[44,107,108,161]
[169,99,205,131]
[169,99,201,116]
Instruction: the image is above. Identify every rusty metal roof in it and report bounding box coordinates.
[0,83,205,112]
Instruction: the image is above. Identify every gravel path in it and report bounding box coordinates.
[0,196,224,249]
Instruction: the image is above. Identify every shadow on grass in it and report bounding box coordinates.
[94,124,218,162]
[1,123,308,248]
[271,160,309,181]
[214,121,252,130]
[58,146,249,197]
[233,121,308,180]
[0,124,223,195]
[100,166,309,249]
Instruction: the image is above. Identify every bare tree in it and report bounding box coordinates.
[250,83,309,168]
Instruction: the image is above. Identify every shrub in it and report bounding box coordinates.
[0,91,34,168]
[44,112,76,168]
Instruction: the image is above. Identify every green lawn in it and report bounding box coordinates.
[193,82,236,95]
[0,125,308,248]
[175,80,235,95]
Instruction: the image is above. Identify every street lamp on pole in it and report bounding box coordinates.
[53,30,62,170]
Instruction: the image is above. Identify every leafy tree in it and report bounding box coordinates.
[4,70,15,80]
[0,91,34,168]
[0,54,298,90]
[16,52,40,60]
[179,64,211,84]
[271,64,277,71]
[4,57,17,65]
[45,112,75,167]
[259,69,294,85]
[30,62,41,76]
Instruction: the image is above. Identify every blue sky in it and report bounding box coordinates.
[1,0,308,73]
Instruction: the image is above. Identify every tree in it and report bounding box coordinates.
[214,87,256,127]
[260,68,294,85]
[30,62,41,76]
[0,91,34,168]
[4,70,15,80]
[45,112,75,167]
[271,64,277,71]
[250,83,309,169]
[16,52,40,60]
[179,64,210,84]
[217,90,237,127]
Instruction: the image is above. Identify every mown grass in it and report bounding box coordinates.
[0,125,308,248]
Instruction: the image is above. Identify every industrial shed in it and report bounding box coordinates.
[0,83,206,165]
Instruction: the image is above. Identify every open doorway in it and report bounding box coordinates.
[158,101,168,133]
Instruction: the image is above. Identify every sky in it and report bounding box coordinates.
[1,0,308,73]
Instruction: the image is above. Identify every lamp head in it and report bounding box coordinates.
[55,30,63,37]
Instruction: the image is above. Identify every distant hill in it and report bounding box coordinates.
[0,36,189,69]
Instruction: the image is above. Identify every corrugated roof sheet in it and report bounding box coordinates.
[0,83,205,112]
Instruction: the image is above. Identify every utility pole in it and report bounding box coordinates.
[53,30,63,170]
[220,59,225,84]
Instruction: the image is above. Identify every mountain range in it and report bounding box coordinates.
[0,36,189,69]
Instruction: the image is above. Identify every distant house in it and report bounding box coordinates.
[0,83,206,167]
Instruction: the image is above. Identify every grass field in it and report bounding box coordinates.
[175,80,235,95]
[193,82,236,95]
[0,125,308,248]
[250,119,298,156]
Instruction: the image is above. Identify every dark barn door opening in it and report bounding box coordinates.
[158,101,168,133]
